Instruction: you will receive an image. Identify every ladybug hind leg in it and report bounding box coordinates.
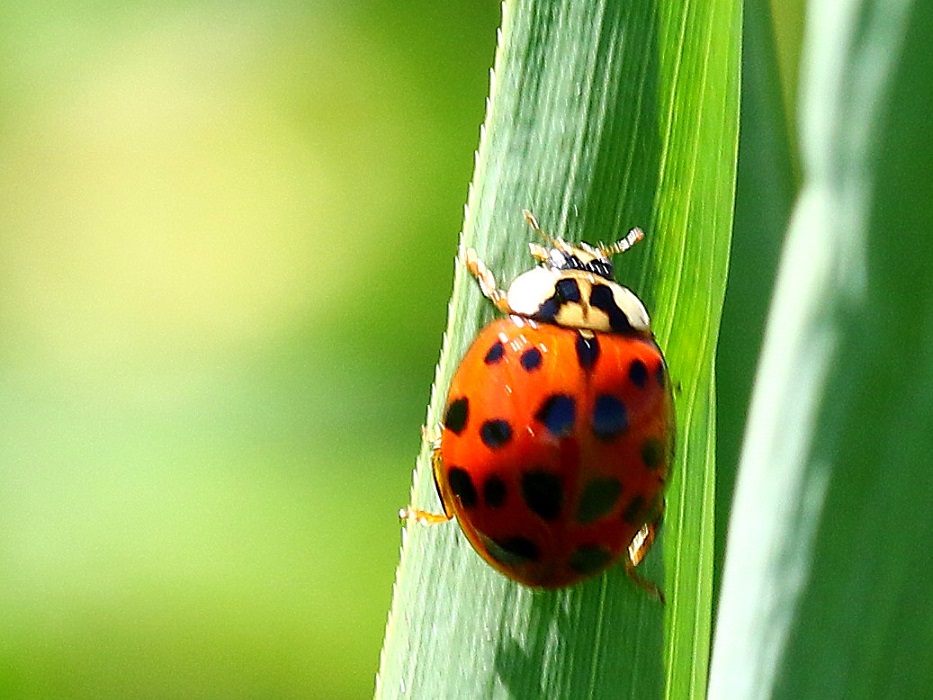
[398,425,453,526]
[624,512,666,604]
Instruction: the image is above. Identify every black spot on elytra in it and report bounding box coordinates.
[445,398,469,434]
[641,438,664,470]
[629,358,648,388]
[575,332,600,370]
[521,347,543,371]
[534,394,576,437]
[590,284,634,333]
[592,395,628,441]
[521,470,563,521]
[622,495,647,524]
[568,545,612,575]
[576,478,623,524]
[484,341,505,364]
[448,467,477,509]
[480,420,513,449]
[485,536,540,565]
[555,278,581,303]
[483,475,507,508]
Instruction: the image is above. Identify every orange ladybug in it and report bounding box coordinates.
[403,212,674,596]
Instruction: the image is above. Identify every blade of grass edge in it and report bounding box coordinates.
[377,1,739,698]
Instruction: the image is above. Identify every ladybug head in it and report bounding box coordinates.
[505,212,652,334]
[524,211,645,282]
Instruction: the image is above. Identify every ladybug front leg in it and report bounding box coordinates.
[624,511,666,604]
[462,247,514,314]
[398,426,453,526]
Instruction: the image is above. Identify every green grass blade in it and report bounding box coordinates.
[377,1,738,697]
[709,0,933,697]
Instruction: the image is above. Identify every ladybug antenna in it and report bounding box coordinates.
[522,209,561,248]
[600,227,644,257]
[523,209,644,260]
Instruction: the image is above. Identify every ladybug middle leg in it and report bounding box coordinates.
[398,425,453,526]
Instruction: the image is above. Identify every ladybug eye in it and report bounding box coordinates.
[547,247,614,280]
[548,249,567,268]
[590,259,614,279]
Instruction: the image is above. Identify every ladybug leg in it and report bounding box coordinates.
[399,507,451,526]
[624,516,666,604]
[398,426,453,526]
[462,247,513,314]
[425,424,455,520]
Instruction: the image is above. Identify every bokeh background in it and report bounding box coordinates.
[0,3,499,697]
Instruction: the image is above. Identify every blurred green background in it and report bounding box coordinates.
[0,2,499,697]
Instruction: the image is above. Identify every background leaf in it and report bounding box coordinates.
[710,0,933,697]
[377,0,739,697]
[715,0,795,608]
[0,3,498,697]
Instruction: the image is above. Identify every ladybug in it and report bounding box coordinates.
[402,212,674,596]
